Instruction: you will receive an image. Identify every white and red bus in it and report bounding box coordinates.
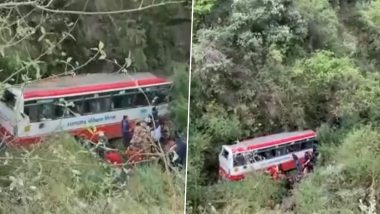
[218,130,317,181]
[0,72,172,145]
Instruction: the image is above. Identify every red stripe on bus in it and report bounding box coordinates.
[232,132,315,153]
[24,78,169,99]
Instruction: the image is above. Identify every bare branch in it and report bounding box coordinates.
[0,1,37,8]
[33,1,185,15]
[1,0,89,84]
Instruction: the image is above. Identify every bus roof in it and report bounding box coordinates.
[226,130,316,154]
[14,72,170,100]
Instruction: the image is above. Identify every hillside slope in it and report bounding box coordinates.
[188,0,380,213]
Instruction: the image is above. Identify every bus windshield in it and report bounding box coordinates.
[1,89,16,109]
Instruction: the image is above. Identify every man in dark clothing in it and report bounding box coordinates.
[172,131,187,169]
[292,154,303,178]
[311,143,319,165]
[303,151,313,173]
[121,115,132,148]
[152,107,158,122]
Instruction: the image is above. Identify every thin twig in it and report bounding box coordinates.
[33,1,185,15]
[0,1,37,8]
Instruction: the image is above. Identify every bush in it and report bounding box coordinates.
[0,134,184,214]
[294,126,380,213]
[196,173,286,213]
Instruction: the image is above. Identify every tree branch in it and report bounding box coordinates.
[0,1,37,8]
[33,1,185,15]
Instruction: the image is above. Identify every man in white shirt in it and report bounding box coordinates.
[152,124,162,143]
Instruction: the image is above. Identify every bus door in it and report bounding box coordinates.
[230,152,248,178]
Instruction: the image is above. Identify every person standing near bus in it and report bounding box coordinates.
[303,151,313,173]
[292,154,303,178]
[152,106,158,122]
[121,115,132,148]
[174,131,187,169]
[312,143,319,165]
[152,122,162,144]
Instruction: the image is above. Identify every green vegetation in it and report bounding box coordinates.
[0,1,190,213]
[0,134,185,213]
[188,0,380,213]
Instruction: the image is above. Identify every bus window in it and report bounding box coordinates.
[264,149,276,158]
[256,150,267,160]
[39,103,54,121]
[81,98,101,114]
[82,100,92,114]
[112,94,135,109]
[70,100,84,115]
[90,99,101,113]
[112,95,123,109]
[246,152,256,164]
[1,89,16,109]
[253,153,264,162]
[24,105,39,122]
[134,93,149,106]
[301,140,313,150]
[145,85,170,105]
[233,153,246,167]
[288,141,301,153]
[99,97,112,112]
[275,145,287,156]
[54,103,65,118]
[221,149,229,160]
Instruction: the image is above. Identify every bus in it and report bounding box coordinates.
[0,72,172,145]
[218,130,317,181]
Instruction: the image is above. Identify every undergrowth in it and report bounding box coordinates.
[0,134,185,214]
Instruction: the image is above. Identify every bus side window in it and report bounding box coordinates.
[301,139,313,150]
[148,86,169,105]
[39,103,54,121]
[112,95,123,109]
[264,149,275,158]
[24,105,39,122]
[71,100,84,115]
[91,99,101,113]
[112,94,135,109]
[233,153,246,167]
[1,90,16,109]
[99,97,112,112]
[275,145,287,156]
[82,100,91,115]
[54,102,65,118]
[288,141,301,153]
[253,152,263,162]
[222,149,229,159]
[256,150,267,160]
[246,152,256,164]
[134,92,149,107]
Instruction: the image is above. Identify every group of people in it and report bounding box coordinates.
[121,107,164,153]
[265,144,319,183]
[98,106,186,169]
